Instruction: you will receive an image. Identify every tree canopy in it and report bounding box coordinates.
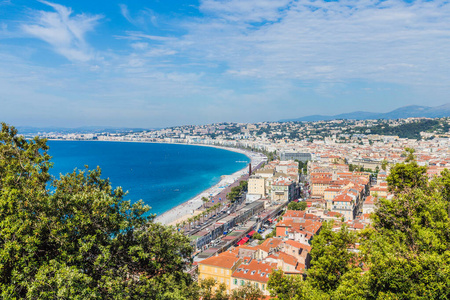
[287,201,307,211]
[226,181,247,203]
[0,124,197,299]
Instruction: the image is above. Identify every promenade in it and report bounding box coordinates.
[154,149,266,225]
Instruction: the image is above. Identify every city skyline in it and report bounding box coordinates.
[1,0,449,127]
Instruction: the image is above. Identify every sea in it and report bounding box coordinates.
[47,141,250,215]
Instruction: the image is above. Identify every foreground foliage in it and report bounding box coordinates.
[0,124,197,299]
[268,151,450,299]
[199,278,263,300]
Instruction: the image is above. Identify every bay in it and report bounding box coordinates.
[47,141,250,215]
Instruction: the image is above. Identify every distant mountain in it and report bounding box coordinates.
[281,103,450,122]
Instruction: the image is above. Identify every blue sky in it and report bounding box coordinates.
[0,0,449,128]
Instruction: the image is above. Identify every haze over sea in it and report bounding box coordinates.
[47,141,249,215]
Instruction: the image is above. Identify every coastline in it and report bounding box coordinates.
[154,145,266,225]
[47,139,266,226]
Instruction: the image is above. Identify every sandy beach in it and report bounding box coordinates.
[154,145,266,225]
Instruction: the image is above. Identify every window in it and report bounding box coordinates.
[227,279,230,285]
[214,268,217,273]
[240,280,245,286]
[234,279,237,285]
[221,269,224,274]
[262,284,265,290]
[255,283,259,288]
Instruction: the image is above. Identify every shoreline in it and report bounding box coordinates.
[47,139,266,225]
[154,145,266,225]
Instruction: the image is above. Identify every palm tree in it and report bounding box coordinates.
[202,196,209,209]
[201,211,207,223]
[213,204,220,216]
[195,215,200,226]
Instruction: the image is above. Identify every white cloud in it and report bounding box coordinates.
[4,0,450,127]
[119,4,133,24]
[131,42,149,50]
[119,4,158,28]
[118,31,176,42]
[199,0,293,23]
[22,1,102,62]
[174,0,450,86]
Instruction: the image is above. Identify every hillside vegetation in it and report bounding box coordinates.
[352,119,449,139]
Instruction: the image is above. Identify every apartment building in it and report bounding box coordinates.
[331,193,357,221]
[247,175,266,197]
[197,252,242,290]
[271,177,297,202]
[231,260,276,296]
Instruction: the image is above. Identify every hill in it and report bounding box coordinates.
[281,103,450,122]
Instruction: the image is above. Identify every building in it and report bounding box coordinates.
[362,195,376,214]
[271,177,297,202]
[198,251,242,291]
[331,193,357,221]
[231,260,276,295]
[248,175,266,198]
[280,152,312,162]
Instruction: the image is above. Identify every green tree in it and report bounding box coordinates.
[386,149,427,194]
[265,230,276,239]
[202,196,209,208]
[252,233,263,240]
[239,180,248,192]
[199,278,228,300]
[307,222,358,293]
[403,147,416,162]
[288,201,307,211]
[361,184,450,299]
[230,284,263,300]
[268,270,304,300]
[381,159,388,171]
[0,124,197,299]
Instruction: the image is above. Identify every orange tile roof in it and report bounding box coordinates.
[267,251,298,267]
[283,210,306,219]
[199,251,241,269]
[232,260,277,283]
[257,238,283,253]
[284,239,311,251]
